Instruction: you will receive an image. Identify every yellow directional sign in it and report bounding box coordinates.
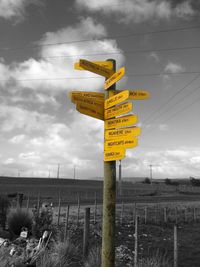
[114,90,150,100]
[105,114,138,130]
[104,67,125,90]
[74,61,113,71]
[105,127,141,140]
[104,149,125,161]
[78,59,114,78]
[71,95,104,109]
[69,91,104,100]
[105,102,132,120]
[105,137,138,150]
[105,90,129,109]
[76,102,104,120]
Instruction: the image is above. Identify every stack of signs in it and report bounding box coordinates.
[70,58,150,162]
[104,90,140,161]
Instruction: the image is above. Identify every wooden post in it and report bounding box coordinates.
[83,207,90,258]
[174,224,178,267]
[175,207,178,225]
[193,207,196,222]
[26,193,30,212]
[94,192,97,224]
[134,216,138,267]
[120,201,124,225]
[164,207,167,223]
[57,193,61,226]
[37,192,40,214]
[77,193,80,227]
[102,59,116,267]
[144,206,147,224]
[133,203,137,225]
[64,205,70,242]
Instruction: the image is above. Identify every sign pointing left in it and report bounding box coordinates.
[78,59,114,78]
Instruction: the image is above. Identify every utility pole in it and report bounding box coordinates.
[57,164,60,179]
[74,165,76,179]
[102,59,116,267]
[149,164,153,184]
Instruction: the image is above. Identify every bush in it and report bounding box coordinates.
[84,246,101,267]
[7,209,32,236]
[37,241,81,267]
[32,206,53,238]
[0,195,10,229]
[138,249,172,267]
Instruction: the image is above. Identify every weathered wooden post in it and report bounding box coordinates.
[83,207,90,258]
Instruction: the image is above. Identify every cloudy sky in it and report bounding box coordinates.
[0,0,200,179]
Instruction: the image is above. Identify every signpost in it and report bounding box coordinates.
[104,67,125,90]
[105,114,138,130]
[104,90,129,109]
[105,127,141,140]
[69,58,149,267]
[104,149,125,161]
[105,137,138,150]
[104,102,132,120]
[74,60,113,71]
[78,59,114,78]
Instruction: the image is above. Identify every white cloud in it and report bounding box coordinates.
[159,124,168,131]
[0,0,41,22]
[75,0,195,24]
[148,52,160,63]
[164,62,185,73]
[9,134,26,144]
[0,104,54,132]
[2,17,125,93]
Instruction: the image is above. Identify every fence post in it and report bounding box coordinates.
[64,205,70,242]
[175,207,178,225]
[83,207,90,258]
[77,193,80,227]
[164,207,167,223]
[193,207,196,222]
[57,193,61,226]
[26,193,30,212]
[93,192,97,224]
[120,201,124,225]
[36,192,40,214]
[134,216,138,267]
[144,206,147,224]
[174,224,178,267]
[184,208,187,223]
[133,202,137,225]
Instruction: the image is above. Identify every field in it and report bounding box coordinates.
[1,176,200,266]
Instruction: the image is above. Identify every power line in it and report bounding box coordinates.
[0,25,200,52]
[1,70,200,83]
[40,45,200,60]
[143,74,200,124]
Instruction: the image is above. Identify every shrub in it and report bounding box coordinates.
[7,209,32,236]
[0,195,10,229]
[84,246,101,267]
[138,249,172,267]
[37,241,81,267]
[32,207,53,238]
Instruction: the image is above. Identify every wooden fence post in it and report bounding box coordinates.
[133,203,137,225]
[164,207,167,223]
[120,201,124,225]
[93,192,97,224]
[134,216,138,267]
[175,207,178,225]
[174,224,178,267]
[83,207,90,258]
[26,193,30,212]
[57,193,61,226]
[144,206,147,224]
[193,207,196,222]
[64,205,70,242]
[77,193,80,227]
[37,192,40,214]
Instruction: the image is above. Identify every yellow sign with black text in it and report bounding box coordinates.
[105,137,138,150]
[105,90,129,109]
[104,149,125,161]
[76,102,104,120]
[114,90,150,100]
[78,59,114,78]
[104,67,125,90]
[104,102,132,120]
[74,61,113,71]
[105,127,141,140]
[69,91,105,100]
[105,114,138,129]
